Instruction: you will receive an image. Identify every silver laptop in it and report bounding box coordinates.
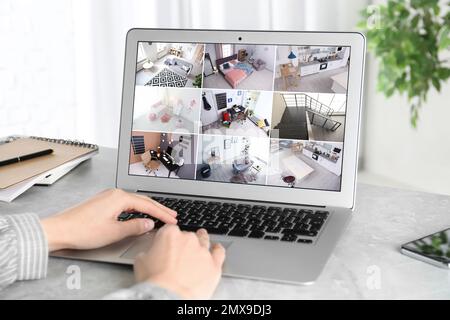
[52,29,365,284]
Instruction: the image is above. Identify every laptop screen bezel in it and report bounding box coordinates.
[116,29,365,209]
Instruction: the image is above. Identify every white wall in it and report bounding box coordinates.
[141,42,158,62]
[252,90,274,122]
[359,0,450,195]
[199,135,244,163]
[275,45,297,77]
[253,45,276,71]
[362,51,450,195]
[234,44,254,56]
[165,87,201,122]
[271,93,286,128]
[205,43,217,69]
[0,0,77,141]
[249,137,270,163]
[133,86,164,119]
[200,91,219,126]
[1,0,367,150]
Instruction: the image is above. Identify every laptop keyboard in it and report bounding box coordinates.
[118,196,330,244]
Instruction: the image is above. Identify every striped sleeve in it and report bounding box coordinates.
[0,213,48,290]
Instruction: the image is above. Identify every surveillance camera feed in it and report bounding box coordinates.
[129,42,350,192]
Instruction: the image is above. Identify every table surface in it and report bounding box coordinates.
[1,147,449,299]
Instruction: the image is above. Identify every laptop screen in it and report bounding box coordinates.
[129,42,350,192]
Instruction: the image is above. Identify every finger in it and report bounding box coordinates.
[156,223,180,238]
[119,218,154,237]
[135,194,177,217]
[134,194,177,216]
[124,194,177,224]
[196,228,210,249]
[211,243,226,268]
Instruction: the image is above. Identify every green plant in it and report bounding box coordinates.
[358,0,450,127]
[193,74,203,88]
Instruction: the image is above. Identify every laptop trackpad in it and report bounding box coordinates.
[121,232,155,259]
[121,232,233,260]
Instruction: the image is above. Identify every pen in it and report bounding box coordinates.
[0,148,54,167]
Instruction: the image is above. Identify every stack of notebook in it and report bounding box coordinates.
[0,136,98,202]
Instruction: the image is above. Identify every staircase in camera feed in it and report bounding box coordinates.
[274,93,343,140]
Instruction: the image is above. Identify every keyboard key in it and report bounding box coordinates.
[309,219,325,228]
[283,208,297,215]
[222,202,236,207]
[219,222,235,229]
[135,213,151,219]
[261,219,277,227]
[216,216,231,222]
[247,213,260,219]
[282,229,318,237]
[250,224,266,232]
[247,218,261,224]
[117,212,130,220]
[204,227,229,235]
[178,224,200,232]
[297,239,313,244]
[281,234,297,242]
[293,222,309,230]
[241,223,254,231]
[155,220,165,228]
[265,226,281,233]
[231,217,245,224]
[228,229,249,237]
[203,221,218,228]
[264,235,279,240]
[277,221,293,229]
[248,231,265,239]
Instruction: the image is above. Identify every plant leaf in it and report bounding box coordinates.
[438,25,450,50]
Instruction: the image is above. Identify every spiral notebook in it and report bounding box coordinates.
[0,136,98,201]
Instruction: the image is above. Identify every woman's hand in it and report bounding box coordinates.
[41,189,177,251]
[134,225,226,299]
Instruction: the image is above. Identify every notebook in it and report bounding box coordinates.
[0,136,98,189]
[0,136,98,201]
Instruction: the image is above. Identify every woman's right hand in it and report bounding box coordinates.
[134,225,226,299]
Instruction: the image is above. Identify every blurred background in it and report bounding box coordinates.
[1,0,449,195]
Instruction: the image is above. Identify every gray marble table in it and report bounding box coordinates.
[1,147,449,299]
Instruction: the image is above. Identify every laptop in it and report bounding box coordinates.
[52,29,365,284]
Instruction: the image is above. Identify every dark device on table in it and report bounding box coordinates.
[401,228,450,269]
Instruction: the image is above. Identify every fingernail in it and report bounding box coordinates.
[144,219,154,230]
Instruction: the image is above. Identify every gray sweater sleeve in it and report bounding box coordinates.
[103,282,181,300]
[0,213,180,299]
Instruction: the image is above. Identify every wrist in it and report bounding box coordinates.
[40,216,70,252]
